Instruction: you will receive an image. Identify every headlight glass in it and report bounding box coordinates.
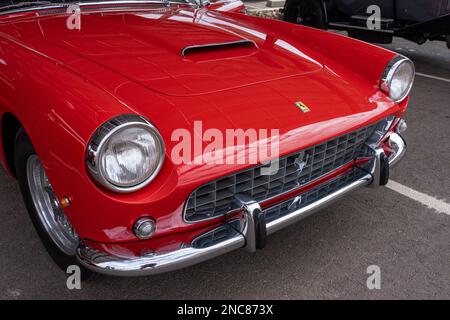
[381,56,415,103]
[87,115,164,193]
[101,127,161,187]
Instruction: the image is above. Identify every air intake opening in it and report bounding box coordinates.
[181,40,258,58]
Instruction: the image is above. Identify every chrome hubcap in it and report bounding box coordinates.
[27,155,78,255]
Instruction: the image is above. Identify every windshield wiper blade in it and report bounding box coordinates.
[0,1,66,12]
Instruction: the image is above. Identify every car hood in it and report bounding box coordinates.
[0,5,401,193]
[1,5,399,152]
[11,6,323,96]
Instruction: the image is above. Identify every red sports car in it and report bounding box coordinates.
[0,0,413,277]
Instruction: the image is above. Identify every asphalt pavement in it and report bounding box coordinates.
[0,34,449,299]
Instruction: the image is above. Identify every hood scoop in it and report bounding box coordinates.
[181,40,258,61]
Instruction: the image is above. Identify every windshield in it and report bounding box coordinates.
[0,0,193,12]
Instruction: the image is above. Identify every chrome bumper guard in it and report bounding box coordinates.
[76,132,406,276]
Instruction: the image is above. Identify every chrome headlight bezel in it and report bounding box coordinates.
[380,55,415,103]
[86,115,165,193]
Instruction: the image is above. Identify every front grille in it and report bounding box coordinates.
[191,168,367,249]
[264,168,366,223]
[191,220,241,249]
[184,122,378,223]
[190,168,365,249]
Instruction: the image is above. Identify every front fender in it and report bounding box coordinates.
[0,31,189,244]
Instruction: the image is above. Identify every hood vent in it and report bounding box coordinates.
[181,40,257,57]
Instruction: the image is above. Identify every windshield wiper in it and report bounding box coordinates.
[0,1,67,12]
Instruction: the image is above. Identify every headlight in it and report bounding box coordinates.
[86,115,165,193]
[380,56,415,103]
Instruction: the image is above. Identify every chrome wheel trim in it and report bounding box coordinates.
[26,155,78,256]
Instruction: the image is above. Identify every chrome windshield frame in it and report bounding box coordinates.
[0,0,194,16]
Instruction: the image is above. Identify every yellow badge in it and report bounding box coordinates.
[294,101,311,113]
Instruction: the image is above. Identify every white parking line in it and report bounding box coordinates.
[416,72,450,83]
[387,180,450,216]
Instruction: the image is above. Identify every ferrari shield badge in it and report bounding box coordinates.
[294,101,311,113]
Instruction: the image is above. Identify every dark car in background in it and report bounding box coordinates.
[283,0,450,48]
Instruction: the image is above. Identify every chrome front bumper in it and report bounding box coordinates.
[76,132,406,277]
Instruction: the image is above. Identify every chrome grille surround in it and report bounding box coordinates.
[184,122,379,223]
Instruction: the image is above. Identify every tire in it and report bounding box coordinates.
[283,0,327,29]
[14,128,92,280]
[447,35,450,49]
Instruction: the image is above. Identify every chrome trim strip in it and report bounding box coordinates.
[76,133,407,276]
[75,0,188,5]
[77,234,246,277]
[181,40,257,57]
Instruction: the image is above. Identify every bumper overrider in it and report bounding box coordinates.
[76,132,406,276]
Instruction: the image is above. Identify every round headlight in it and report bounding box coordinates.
[380,56,415,103]
[86,115,164,193]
